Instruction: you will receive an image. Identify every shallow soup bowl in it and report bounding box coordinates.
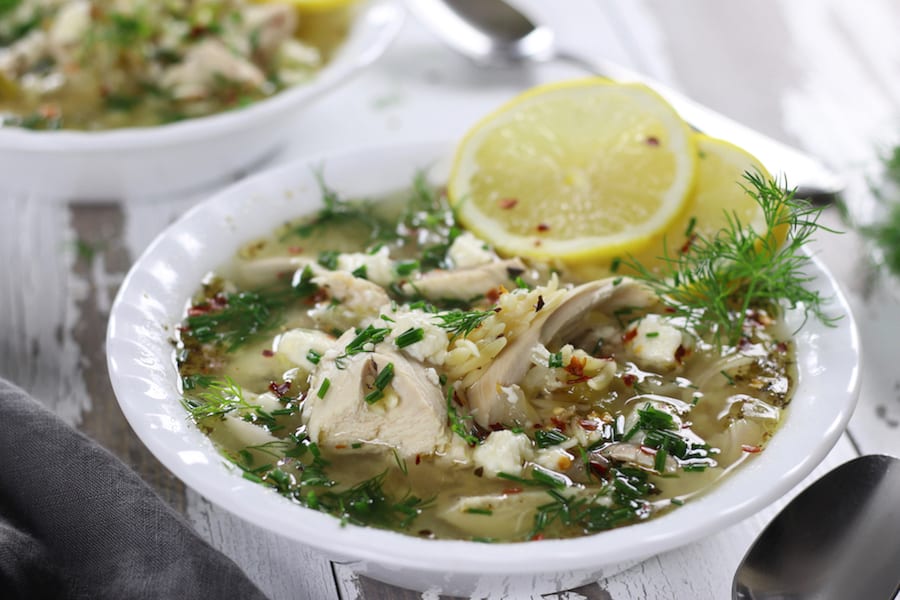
[0,0,403,201]
[106,141,861,596]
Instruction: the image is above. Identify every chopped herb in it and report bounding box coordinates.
[317,378,331,398]
[181,373,215,391]
[514,276,531,290]
[721,370,736,385]
[447,387,479,446]
[434,309,493,340]
[395,260,420,276]
[364,362,394,404]
[464,507,493,516]
[535,429,568,448]
[622,172,839,345]
[342,324,391,358]
[548,352,564,368]
[306,349,322,365]
[395,327,425,348]
[318,250,340,270]
[646,331,660,338]
[351,264,368,279]
[684,216,697,237]
[610,257,622,273]
[183,268,319,352]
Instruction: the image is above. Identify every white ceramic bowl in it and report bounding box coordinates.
[107,141,861,596]
[0,0,403,201]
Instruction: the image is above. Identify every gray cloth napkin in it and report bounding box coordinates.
[0,377,268,600]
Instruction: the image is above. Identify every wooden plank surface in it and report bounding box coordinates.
[2,0,899,598]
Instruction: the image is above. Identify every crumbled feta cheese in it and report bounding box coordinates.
[274,328,335,372]
[386,309,450,365]
[532,447,574,472]
[472,430,534,477]
[336,247,395,287]
[447,232,495,269]
[625,314,685,371]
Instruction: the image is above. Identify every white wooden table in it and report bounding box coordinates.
[2,1,900,598]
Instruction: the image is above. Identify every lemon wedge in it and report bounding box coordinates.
[448,79,697,262]
[596,134,780,278]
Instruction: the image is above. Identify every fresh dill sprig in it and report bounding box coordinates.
[184,266,319,352]
[181,377,261,421]
[446,387,480,446]
[434,308,494,340]
[862,145,900,277]
[622,171,839,345]
[286,171,393,241]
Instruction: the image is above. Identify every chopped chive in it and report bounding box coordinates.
[534,429,567,448]
[395,260,420,276]
[351,264,368,279]
[395,327,425,348]
[318,250,340,270]
[365,362,394,404]
[317,378,331,398]
[351,442,363,449]
[464,507,493,516]
[514,276,531,290]
[646,331,660,338]
[548,351,564,368]
[306,349,322,365]
[720,370,736,385]
[612,277,623,286]
[654,446,668,472]
[610,257,621,273]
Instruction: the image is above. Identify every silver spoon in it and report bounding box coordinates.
[733,454,900,599]
[406,0,844,202]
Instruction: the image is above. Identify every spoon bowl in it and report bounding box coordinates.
[407,0,844,202]
[733,454,900,599]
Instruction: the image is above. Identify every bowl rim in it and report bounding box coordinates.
[106,140,861,575]
[0,0,404,152]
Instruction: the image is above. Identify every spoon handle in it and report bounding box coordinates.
[555,50,843,203]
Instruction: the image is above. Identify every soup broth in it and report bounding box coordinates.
[176,179,796,542]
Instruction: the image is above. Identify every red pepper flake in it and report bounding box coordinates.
[622,328,638,343]
[534,295,545,312]
[486,287,502,303]
[536,223,550,232]
[187,304,211,317]
[639,445,657,456]
[646,136,660,146]
[589,460,609,477]
[261,349,275,357]
[579,419,599,431]
[776,341,789,353]
[451,389,464,407]
[664,306,677,314]
[306,288,329,305]
[335,444,347,449]
[268,380,291,397]
[415,454,422,465]
[211,294,228,309]
[502,487,523,495]
[622,373,638,387]
[498,198,518,209]
[550,416,568,432]
[287,246,303,255]
[473,466,484,477]
[531,533,545,541]
[675,345,689,364]
[737,337,753,351]
[742,444,762,454]
[679,233,697,255]
[564,356,590,384]
[489,423,505,431]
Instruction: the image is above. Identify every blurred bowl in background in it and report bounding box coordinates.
[0,0,403,201]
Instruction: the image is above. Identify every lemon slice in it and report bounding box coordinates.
[604,134,779,277]
[448,79,697,262]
